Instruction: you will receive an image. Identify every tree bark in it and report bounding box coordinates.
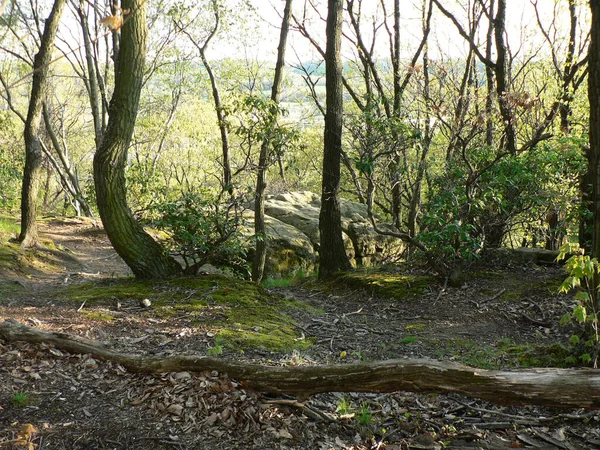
[590,0,600,262]
[252,0,293,283]
[93,0,181,279]
[319,0,352,279]
[493,0,516,153]
[18,0,67,248]
[76,0,105,148]
[1,319,600,409]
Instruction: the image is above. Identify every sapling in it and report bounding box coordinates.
[557,243,600,367]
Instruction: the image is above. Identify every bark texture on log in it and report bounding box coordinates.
[1,319,599,409]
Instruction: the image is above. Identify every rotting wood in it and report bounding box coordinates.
[1,318,600,408]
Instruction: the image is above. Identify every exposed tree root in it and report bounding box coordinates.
[1,318,599,408]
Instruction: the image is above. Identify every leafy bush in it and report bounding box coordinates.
[151,191,249,278]
[557,243,600,367]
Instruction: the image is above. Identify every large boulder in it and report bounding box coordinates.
[246,192,402,275]
[241,211,317,277]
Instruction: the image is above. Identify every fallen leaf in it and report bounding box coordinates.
[206,412,219,426]
[166,404,184,416]
[19,424,37,438]
[277,429,293,439]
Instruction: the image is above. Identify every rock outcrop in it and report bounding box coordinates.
[245,192,402,277]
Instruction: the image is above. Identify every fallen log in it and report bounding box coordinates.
[1,318,599,408]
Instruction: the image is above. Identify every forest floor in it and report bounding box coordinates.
[0,217,599,449]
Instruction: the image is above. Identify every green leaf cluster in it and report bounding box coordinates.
[151,190,249,277]
[557,243,600,366]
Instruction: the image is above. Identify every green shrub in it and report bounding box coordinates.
[152,190,249,277]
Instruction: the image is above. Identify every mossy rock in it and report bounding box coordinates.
[246,192,403,272]
[241,212,317,278]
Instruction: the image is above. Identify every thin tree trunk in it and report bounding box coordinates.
[19,0,67,248]
[484,0,495,146]
[42,103,93,217]
[319,0,352,279]
[93,0,181,279]
[252,0,293,283]
[76,0,104,148]
[176,1,231,193]
[493,0,516,153]
[203,54,232,192]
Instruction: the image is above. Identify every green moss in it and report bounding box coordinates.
[398,336,418,344]
[58,274,316,353]
[58,278,154,305]
[0,243,20,272]
[0,215,19,238]
[405,322,427,332]
[83,311,115,321]
[336,270,433,301]
[436,337,572,369]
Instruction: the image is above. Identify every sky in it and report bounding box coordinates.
[218,0,590,64]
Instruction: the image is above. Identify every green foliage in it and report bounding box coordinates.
[336,395,352,415]
[11,392,30,407]
[356,403,373,426]
[417,181,482,266]
[151,190,249,277]
[226,93,300,183]
[557,243,600,367]
[0,215,19,238]
[398,336,418,344]
[206,334,225,356]
[416,138,585,273]
[262,269,311,288]
[0,112,23,211]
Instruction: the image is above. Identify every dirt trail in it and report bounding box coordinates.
[40,217,132,278]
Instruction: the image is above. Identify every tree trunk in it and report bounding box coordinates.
[2,319,600,409]
[319,0,352,279]
[590,0,600,261]
[580,146,594,253]
[493,0,516,153]
[93,0,181,279]
[18,0,67,248]
[252,0,293,283]
[76,0,105,148]
[176,1,232,193]
[42,104,93,217]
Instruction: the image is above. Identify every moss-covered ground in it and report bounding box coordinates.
[335,268,433,300]
[56,275,320,353]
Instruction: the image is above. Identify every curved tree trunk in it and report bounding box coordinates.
[19,0,67,248]
[93,0,181,279]
[319,0,352,279]
[252,0,293,283]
